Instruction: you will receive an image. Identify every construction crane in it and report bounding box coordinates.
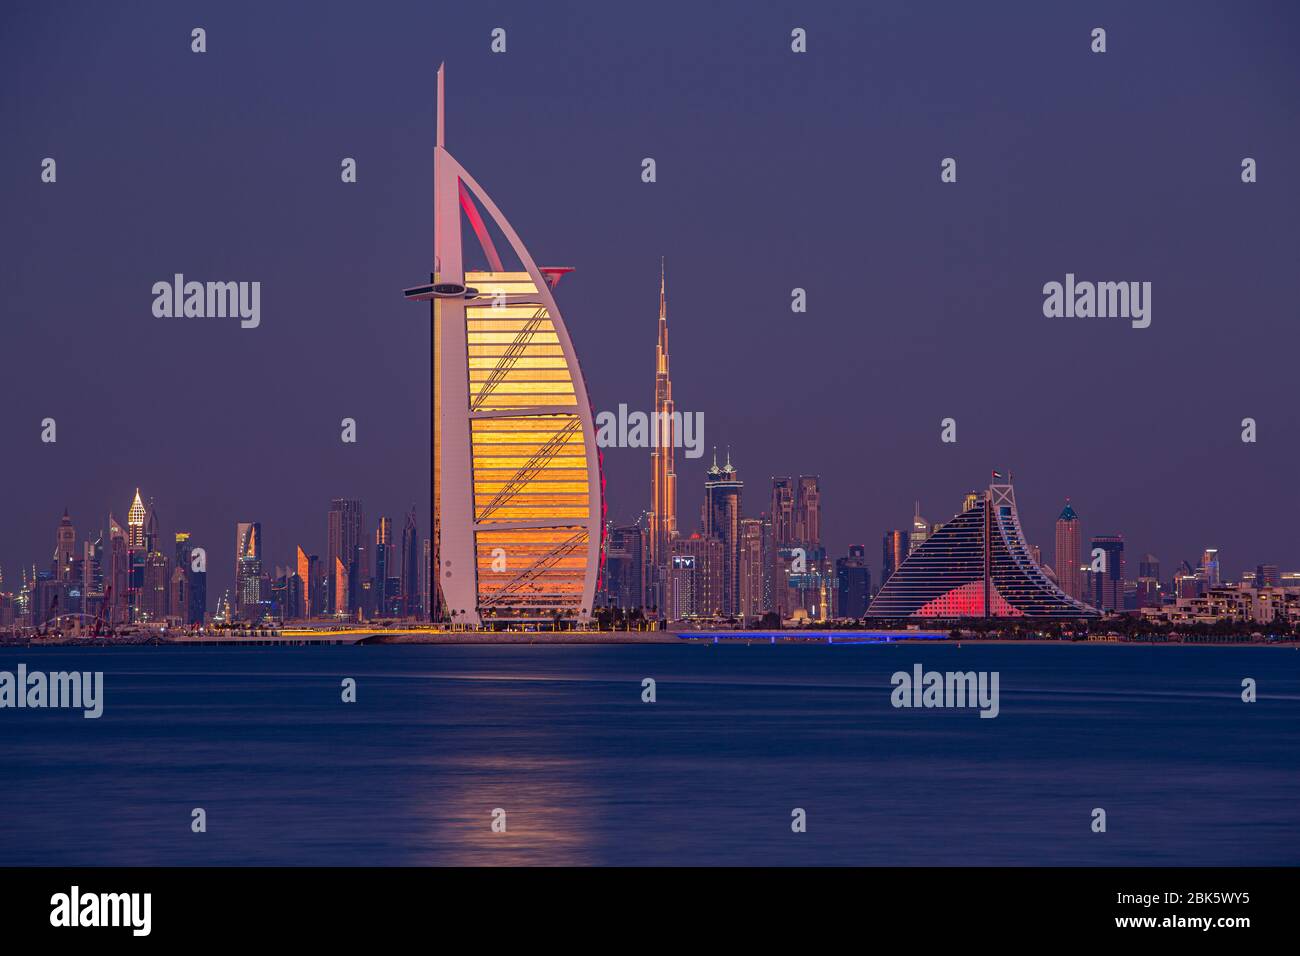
[39,593,59,637]
[91,585,112,637]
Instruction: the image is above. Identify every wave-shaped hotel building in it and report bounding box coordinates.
[867,473,1099,619]
[407,66,603,626]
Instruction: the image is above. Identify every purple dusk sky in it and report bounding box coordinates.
[2,0,1298,601]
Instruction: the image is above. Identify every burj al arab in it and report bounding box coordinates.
[406,65,603,626]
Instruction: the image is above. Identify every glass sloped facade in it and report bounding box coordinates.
[444,269,600,624]
[466,275,594,618]
[866,479,1099,619]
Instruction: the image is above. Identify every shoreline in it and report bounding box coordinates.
[1,632,1296,648]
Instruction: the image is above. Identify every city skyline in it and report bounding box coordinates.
[3,460,1291,628]
[4,3,1300,600]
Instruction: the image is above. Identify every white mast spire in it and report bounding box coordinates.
[437,62,445,148]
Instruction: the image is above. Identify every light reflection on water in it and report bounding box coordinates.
[1,644,1297,865]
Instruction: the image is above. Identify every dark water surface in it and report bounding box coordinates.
[1,643,1296,865]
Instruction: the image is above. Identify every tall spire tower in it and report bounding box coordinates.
[648,259,678,614]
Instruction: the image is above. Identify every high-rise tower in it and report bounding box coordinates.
[405,65,602,626]
[795,476,821,548]
[882,529,909,584]
[127,489,146,550]
[327,498,363,615]
[235,521,262,617]
[703,448,743,617]
[769,477,796,617]
[107,515,128,624]
[1090,535,1125,611]
[54,509,76,582]
[126,489,147,620]
[400,508,419,618]
[909,502,929,555]
[375,516,393,616]
[1054,500,1083,599]
[648,259,678,616]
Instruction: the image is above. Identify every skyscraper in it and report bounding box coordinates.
[1054,500,1083,599]
[648,259,678,616]
[669,534,723,621]
[296,546,311,619]
[603,524,647,610]
[174,532,191,575]
[909,502,929,555]
[1201,548,1220,588]
[143,500,159,555]
[175,532,205,625]
[1138,553,1162,608]
[349,542,369,619]
[169,566,189,626]
[235,521,262,618]
[421,539,431,620]
[795,476,821,549]
[1090,535,1125,612]
[836,545,871,619]
[375,516,393,617]
[400,508,419,618]
[142,550,170,622]
[882,530,909,585]
[307,553,321,619]
[81,532,103,614]
[327,498,363,615]
[126,489,146,620]
[54,509,76,582]
[703,449,743,617]
[107,516,128,624]
[409,65,602,626]
[769,477,796,617]
[333,557,347,617]
[174,532,195,624]
[738,517,765,621]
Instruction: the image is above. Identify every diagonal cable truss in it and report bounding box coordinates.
[476,417,582,523]
[479,530,589,607]
[471,307,549,411]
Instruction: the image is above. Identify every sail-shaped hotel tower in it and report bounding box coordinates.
[866,474,1099,619]
[407,66,603,626]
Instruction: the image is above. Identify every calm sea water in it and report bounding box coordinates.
[1,643,1296,866]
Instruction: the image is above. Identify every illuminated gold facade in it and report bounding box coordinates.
[467,272,593,617]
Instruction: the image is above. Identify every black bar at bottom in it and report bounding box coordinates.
[0,866,1286,942]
